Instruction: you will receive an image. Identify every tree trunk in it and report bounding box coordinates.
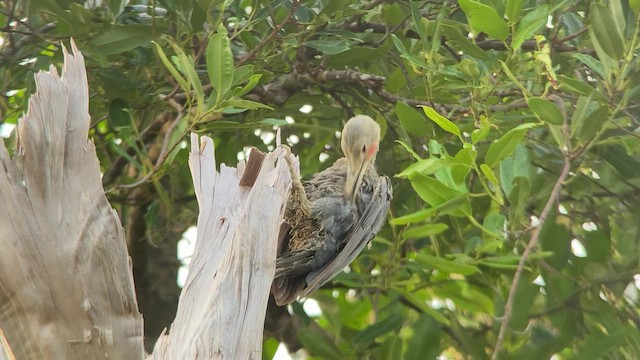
[0,39,291,360]
[0,41,144,359]
[149,137,291,359]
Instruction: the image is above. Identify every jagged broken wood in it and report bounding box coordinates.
[150,136,291,359]
[0,39,292,360]
[0,41,144,359]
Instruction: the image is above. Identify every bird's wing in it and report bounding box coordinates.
[299,176,392,299]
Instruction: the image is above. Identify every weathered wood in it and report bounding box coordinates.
[149,135,291,359]
[0,41,144,359]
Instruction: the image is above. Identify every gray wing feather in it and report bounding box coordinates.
[298,176,392,299]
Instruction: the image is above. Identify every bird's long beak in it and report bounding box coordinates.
[345,143,377,201]
[346,159,367,201]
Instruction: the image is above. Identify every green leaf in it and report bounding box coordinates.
[631,0,640,13]
[589,3,624,60]
[505,0,523,22]
[305,39,350,55]
[396,102,431,136]
[232,65,254,86]
[232,74,262,97]
[415,254,480,275]
[512,5,549,50]
[221,98,273,111]
[404,314,442,360]
[576,326,636,360]
[420,106,461,140]
[377,335,402,360]
[409,174,471,217]
[207,24,235,104]
[572,53,606,79]
[458,0,509,41]
[154,42,190,100]
[391,193,470,225]
[507,177,529,223]
[352,313,404,348]
[402,223,449,239]
[395,140,422,161]
[108,99,132,129]
[397,291,450,325]
[471,116,491,144]
[485,123,538,168]
[575,105,608,142]
[527,98,563,125]
[398,158,449,178]
[483,212,505,239]
[499,144,530,196]
[558,75,601,99]
[440,24,490,60]
[297,327,343,360]
[596,145,640,178]
[480,163,500,186]
[90,24,153,55]
[262,338,279,360]
[171,43,204,110]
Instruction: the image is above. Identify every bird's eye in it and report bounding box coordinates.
[362,145,367,153]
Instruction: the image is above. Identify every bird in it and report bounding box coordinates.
[272,115,392,306]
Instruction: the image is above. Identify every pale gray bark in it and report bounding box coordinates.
[0,39,289,360]
[0,40,144,359]
[150,136,291,359]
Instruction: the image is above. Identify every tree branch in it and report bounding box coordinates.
[490,103,573,358]
[237,0,301,67]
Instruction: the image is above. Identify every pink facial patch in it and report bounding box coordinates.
[367,143,378,158]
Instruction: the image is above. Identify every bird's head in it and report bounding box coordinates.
[341,115,380,200]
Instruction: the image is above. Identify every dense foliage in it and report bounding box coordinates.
[2,0,640,358]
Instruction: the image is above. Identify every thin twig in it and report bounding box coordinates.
[236,0,300,67]
[490,107,573,358]
[117,99,185,189]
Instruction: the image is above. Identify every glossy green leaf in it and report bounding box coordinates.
[507,177,529,223]
[397,291,450,324]
[396,102,431,136]
[305,39,350,55]
[297,327,343,360]
[171,43,204,109]
[576,326,636,360]
[589,3,624,60]
[154,42,190,99]
[415,254,480,275]
[505,0,523,22]
[402,223,449,239]
[409,174,471,216]
[397,158,458,178]
[440,24,490,60]
[596,145,640,178]
[390,194,470,225]
[221,99,273,111]
[527,98,563,125]
[90,25,153,55]
[572,53,606,79]
[512,5,549,50]
[575,105,608,142]
[207,24,235,104]
[232,74,262,97]
[420,106,461,140]
[404,314,442,360]
[352,313,404,348]
[459,0,509,40]
[485,123,538,168]
[499,144,530,196]
[377,335,402,360]
[108,99,132,129]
